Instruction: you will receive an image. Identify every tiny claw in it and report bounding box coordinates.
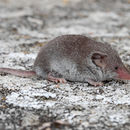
[87,79,104,86]
[94,82,104,86]
[47,74,67,84]
[59,78,67,83]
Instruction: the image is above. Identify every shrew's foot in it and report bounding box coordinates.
[47,73,67,83]
[87,79,104,86]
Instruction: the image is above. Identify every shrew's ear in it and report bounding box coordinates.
[91,52,107,69]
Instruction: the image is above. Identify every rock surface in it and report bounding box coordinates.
[0,0,130,129]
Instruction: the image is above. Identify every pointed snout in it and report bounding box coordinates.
[116,68,130,80]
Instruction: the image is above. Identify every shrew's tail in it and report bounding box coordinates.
[0,68,36,77]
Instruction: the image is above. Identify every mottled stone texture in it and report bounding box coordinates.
[0,0,130,130]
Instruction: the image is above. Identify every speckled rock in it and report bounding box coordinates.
[0,0,130,130]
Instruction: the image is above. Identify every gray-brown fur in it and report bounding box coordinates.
[34,35,125,82]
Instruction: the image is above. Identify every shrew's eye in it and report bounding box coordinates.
[115,66,118,70]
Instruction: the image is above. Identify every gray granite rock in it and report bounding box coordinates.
[0,0,130,129]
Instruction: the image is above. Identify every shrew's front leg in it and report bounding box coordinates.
[87,79,104,86]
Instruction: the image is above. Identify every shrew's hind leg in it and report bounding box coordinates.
[47,72,67,83]
[34,66,66,83]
